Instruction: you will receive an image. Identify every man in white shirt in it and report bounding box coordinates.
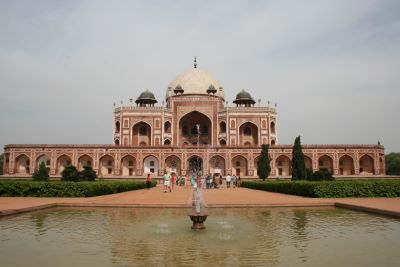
[226,175,231,188]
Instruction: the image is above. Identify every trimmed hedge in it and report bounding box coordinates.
[0,180,157,197]
[241,180,400,198]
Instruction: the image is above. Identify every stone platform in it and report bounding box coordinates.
[1,185,400,218]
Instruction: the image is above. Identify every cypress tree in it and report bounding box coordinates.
[291,136,307,180]
[32,162,50,181]
[257,144,271,181]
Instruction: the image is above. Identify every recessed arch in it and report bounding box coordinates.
[36,154,50,171]
[165,155,182,175]
[209,155,225,176]
[179,111,212,145]
[99,155,114,176]
[339,155,355,175]
[359,154,374,174]
[219,121,226,133]
[56,154,72,175]
[78,154,93,171]
[188,155,203,175]
[14,154,30,174]
[239,122,258,146]
[121,155,136,176]
[231,155,247,176]
[132,121,151,146]
[143,155,159,175]
[318,155,333,173]
[275,155,291,176]
[270,121,276,134]
[164,121,172,133]
[115,121,120,133]
[304,155,312,171]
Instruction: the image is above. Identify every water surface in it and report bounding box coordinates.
[1,207,399,266]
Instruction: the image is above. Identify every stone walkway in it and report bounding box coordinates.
[1,185,400,218]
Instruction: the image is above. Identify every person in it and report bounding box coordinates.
[226,174,231,188]
[219,174,223,188]
[146,173,151,189]
[163,171,171,193]
[213,174,218,189]
[170,173,175,191]
[237,176,241,187]
[233,175,237,188]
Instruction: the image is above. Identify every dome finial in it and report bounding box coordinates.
[194,56,197,68]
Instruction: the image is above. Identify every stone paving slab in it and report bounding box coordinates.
[1,186,400,218]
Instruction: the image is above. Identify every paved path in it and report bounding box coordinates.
[1,186,400,218]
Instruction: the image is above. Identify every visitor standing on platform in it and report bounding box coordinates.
[226,174,231,188]
[146,173,151,189]
[163,171,171,193]
[171,173,175,191]
[219,174,223,188]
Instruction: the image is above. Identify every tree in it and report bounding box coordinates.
[386,153,400,175]
[32,162,50,181]
[61,165,79,181]
[291,136,307,180]
[0,153,3,175]
[257,144,271,181]
[79,166,97,181]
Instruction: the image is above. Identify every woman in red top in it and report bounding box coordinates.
[146,173,151,189]
[170,174,175,191]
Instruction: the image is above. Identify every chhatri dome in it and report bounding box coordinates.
[166,58,225,100]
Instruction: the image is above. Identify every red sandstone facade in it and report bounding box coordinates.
[2,66,385,178]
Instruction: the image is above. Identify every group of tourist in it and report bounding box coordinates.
[156,171,241,193]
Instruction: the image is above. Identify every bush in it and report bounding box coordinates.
[308,170,334,181]
[61,165,79,181]
[0,180,157,197]
[241,180,400,198]
[32,162,50,181]
[79,166,97,181]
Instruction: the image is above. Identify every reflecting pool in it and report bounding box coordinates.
[1,207,399,266]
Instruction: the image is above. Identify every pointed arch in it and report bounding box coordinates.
[78,154,93,171]
[275,155,291,176]
[359,154,374,175]
[239,122,258,146]
[231,155,247,176]
[56,154,72,175]
[179,111,212,145]
[165,155,182,175]
[209,155,225,176]
[339,155,354,175]
[36,154,51,171]
[14,154,30,174]
[99,154,114,176]
[121,155,136,176]
[143,155,159,175]
[132,121,152,146]
[318,155,333,173]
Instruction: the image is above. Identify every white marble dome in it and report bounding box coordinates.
[166,67,225,100]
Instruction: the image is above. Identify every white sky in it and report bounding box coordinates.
[0,0,399,152]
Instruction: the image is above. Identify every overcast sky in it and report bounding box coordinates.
[0,0,399,153]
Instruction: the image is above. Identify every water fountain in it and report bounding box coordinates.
[188,124,208,230]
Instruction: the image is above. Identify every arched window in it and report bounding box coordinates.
[271,139,276,146]
[219,122,226,133]
[139,126,148,136]
[270,122,276,134]
[115,121,120,133]
[164,121,171,133]
[244,127,251,136]
[219,139,226,146]
[115,139,120,145]
[236,161,241,167]
[164,139,171,145]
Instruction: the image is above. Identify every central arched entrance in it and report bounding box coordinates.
[188,155,203,175]
[179,111,212,145]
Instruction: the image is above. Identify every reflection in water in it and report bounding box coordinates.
[0,207,400,267]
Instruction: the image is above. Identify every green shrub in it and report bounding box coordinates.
[0,180,157,197]
[309,170,334,181]
[61,165,79,181]
[241,180,400,198]
[32,162,50,181]
[79,166,97,181]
